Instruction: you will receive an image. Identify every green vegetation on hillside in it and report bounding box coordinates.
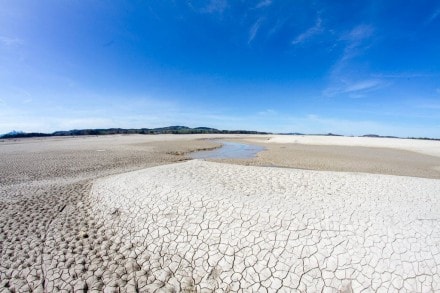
[0,126,269,139]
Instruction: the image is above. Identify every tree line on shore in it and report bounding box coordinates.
[1,127,438,141]
[0,126,269,139]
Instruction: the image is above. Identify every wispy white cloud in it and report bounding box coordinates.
[323,79,385,97]
[425,9,440,25]
[267,18,286,37]
[256,0,272,9]
[339,24,374,62]
[14,87,32,98]
[291,17,323,45]
[415,96,440,110]
[1,97,438,137]
[283,114,382,135]
[248,18,264,43]
[0,36,23,47]
[372,72,433,79]
[200,0,228,14]
[344,80,382,93]
[0,92,259,133]
[187,0,228,14]
[258,109,277,116]
[324,24,376,97]
[342,25,374,42]
[417,103,440,110]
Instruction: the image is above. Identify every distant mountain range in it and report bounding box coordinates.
[0,126,269,139]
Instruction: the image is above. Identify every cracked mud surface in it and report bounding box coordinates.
[91,160,440,292]
[1,134,440,292]
[0,135,219,292]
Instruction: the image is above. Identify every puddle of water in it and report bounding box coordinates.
[190,141,265,159]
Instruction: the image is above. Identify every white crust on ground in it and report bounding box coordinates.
[90,160,440,292]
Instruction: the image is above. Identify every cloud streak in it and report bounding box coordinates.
[344,80,382,93]
[0,36,23,47]
[417,103,440,110]
[248,18,264,44]
[323,79,385,97]
[371,72,433,79]
[256,0,272,9]
[258,109,277,116]
[200,0,228,14]
[339,24,374,62]
[292,17,323,45]
[425,9,440,25]
[323,24,377,98]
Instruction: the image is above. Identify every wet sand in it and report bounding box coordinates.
[1,134,440,292]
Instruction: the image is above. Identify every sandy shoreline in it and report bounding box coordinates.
[1,134,440,292]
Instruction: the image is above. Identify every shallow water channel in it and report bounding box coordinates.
[190,140,265,159]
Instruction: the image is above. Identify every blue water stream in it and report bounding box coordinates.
[190,141,265,159]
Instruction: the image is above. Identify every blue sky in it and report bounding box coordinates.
[0,0,439,137]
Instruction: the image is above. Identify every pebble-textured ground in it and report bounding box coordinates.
[90,160,440,292]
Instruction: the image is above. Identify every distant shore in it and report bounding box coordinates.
[1,125,439,141]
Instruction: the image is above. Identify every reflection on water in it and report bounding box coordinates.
[190,141,265,159]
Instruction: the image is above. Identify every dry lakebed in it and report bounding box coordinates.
[1,134,440,292]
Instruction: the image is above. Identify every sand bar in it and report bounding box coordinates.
[262,135,440,158]
[221,135,440,179]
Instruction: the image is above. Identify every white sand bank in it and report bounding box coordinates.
[260,135,440,158]
[91,160,440,292]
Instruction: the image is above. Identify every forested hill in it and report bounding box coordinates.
[0,126,270,139]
